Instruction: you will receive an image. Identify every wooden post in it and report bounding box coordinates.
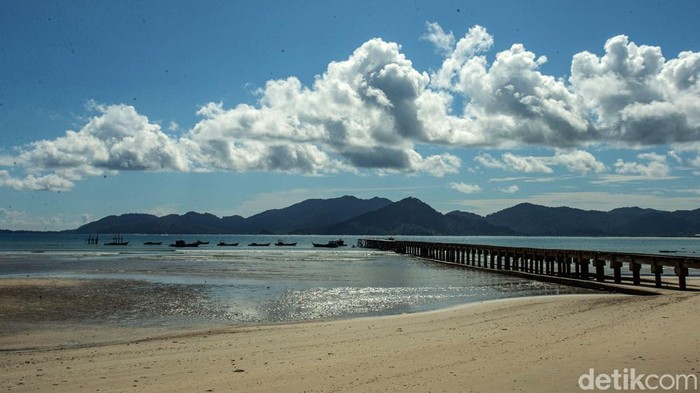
[675,265,688,290]
[610,258,622,284]
[579,257,590,280]
[593,259,606,282]
[629,261,641,285]
[651,260,663,288]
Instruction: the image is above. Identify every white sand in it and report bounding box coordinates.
[2,291,699,392]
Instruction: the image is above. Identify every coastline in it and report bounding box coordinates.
[2,287,699,392]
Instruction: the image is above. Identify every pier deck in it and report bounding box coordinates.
[358,239,700,291]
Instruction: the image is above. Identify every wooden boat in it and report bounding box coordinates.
[658,250,678,253]
[312,241,339,248]
[196,240,209,245]
[169,240,199,248]
[217,242,239,246]
[313,238,346,248]
[144,241,162,245]
[104,235,128,246]
[275,240,297,246]
[248,242,271,247]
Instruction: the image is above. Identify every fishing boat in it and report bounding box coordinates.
[217,242,239,246]
[104,235,128,246]
[144,241,162,245]
[312,241,339,248]
[196,240,209,245]
[248,242,271,247]
[275,240,297,246]
[169,240,199,248]
[312,238,346,248]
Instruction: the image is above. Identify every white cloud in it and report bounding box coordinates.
[552,150,607,174]
[421,22,455,55]
[499,185,520,194]
[3,104,189,191]
[450,182,482,194]
[614,152,670,177]
[2,24,699,191]
[475,149,606,175]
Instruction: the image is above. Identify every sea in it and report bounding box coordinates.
[1,233,698,328]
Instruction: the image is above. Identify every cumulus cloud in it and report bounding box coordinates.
[450,182,482,194]
[2,23,698,191]
[474,149,606,175]
[1,104,189,191]
[422,24,699,148]
[614,152,670,177]
[499,185,520,194]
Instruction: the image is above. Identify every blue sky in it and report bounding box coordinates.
[1,0,700,230]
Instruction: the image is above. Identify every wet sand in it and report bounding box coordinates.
[1,277,699,392]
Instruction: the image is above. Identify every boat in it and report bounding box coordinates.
[86,234,99,245]
[313,239,345,248]
[217,242,239,246]
[144,241,162,245]
[248,242,271,247]
[169,240,200,248]
[196,240,209,245]
[312,241,339,248]
[275,240,297,246]
[104,235,128,246]
[658,250,678,253]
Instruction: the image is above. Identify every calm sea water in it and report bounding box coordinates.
[1,233,698,327]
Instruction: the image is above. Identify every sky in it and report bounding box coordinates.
[1,0,700,230]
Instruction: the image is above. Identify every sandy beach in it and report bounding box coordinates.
[2,279,699,393]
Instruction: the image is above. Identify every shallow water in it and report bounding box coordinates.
[1,233,697,328]
[0,234,597,328]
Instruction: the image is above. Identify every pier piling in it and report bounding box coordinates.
[358,238,699,291]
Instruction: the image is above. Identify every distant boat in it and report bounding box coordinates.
[169,240,199,248]
[275,240,297,246]
[658,250,678,253]
[144,241,162,245]
[217,242,239,246]
[196,240,209,245]
[248,242,271,247]
[313,239,345,248]
[104,235,128,246]
[86,234,99,245]
[312,241,339,248]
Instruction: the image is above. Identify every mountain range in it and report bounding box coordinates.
[69,196,700,237]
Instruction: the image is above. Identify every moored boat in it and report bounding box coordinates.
[312,239,346,248]
[104,235,128,246]
[312,241,339,248]
[275,240,297,246]
[144,241,162,245]
[217,242,239,246]
[248,242,271,247]
[169,240,199,248]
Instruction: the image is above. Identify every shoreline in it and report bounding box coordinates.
[2,290,699,392]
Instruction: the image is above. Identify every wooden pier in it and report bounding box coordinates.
[357,239,700,291]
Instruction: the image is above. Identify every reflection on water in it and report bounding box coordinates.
[0,240,596,327]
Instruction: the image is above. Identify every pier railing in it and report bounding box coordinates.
[357,239,700,291]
